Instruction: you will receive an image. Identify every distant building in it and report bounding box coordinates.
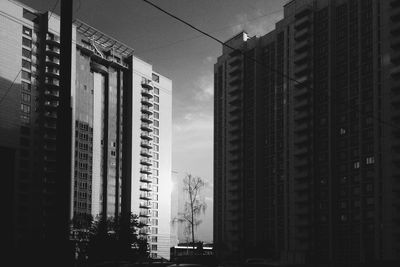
[0,0,172,260]
[214,0,400,266]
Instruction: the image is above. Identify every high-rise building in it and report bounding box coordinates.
[0,0,172,260]
[214,0,400,265]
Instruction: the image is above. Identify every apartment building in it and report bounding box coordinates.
[0,0,172,260]
[214,0,400,266]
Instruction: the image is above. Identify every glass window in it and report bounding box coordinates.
[22,48,31,58]
[21,71,31,80]
[152,73,159,83]
[154,87,159,95]
[154,96,159,103]
[21,93,31,103]
[22,59,31,70]
[154,120,159,127]
[21,81,31,92]
[22,37,32,47]
[21,103,30,114]
[154,103,159,111]
[22,26,32,37]
[154,112,159,119]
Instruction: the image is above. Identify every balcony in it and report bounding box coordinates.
[46,34,60,46]
[140,149,152,158]
[229,65,241,76]
[294,53,309,65]
[139,211,151,217]
[141,105,153,115]
[45,56,60,66]
[140,167,152,175]
[140,193,152,200]
[293,87,309,100]
[141,88,153,98]
[294,64,311,78]
[140,132,153,140]
[139,228,151,235]
[141,140,152,149]
[44,90,59,99]
[294,15,311,31]
[141,114,153,123]
[140,175,152,183]
[140,184,152,191]
[141,81,153,90]
[44,134,56,141]
[44,144,56,151]
[140,157,152,166]
[44,122,57,130]
[294,40,310,54]
[45,45,60,56]
[140,201,151,209]
[141,123,153,132]
[141,96,153,106]
[294,28,310,41]
[229,57,242,67]
[44,100,58,109]
[45,67,60,78]
[229,76,241,86]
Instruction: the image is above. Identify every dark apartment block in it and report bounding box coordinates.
[214,0,400,266]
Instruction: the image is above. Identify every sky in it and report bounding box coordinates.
[21,0,284,242]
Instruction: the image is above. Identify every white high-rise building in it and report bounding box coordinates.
[130,57,172,259]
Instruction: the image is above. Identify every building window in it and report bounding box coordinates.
[154,95,159,103]
[21,70,31,80]
[152,210,158,217]
[22,26,32,37]
[151,228,158,235]
[22,59,31,70]
[21,93,31,103]
[22,37,32,48]
[22,48,31,59]
[154,120,159,127]
[154,103,159,111]
[366,156,375,165]
[353,161,360,169]
[152,73,159,83]
[153,128,159,136]
[154,87,159,95]
[21,103,30,114]
[151,236,158,242]
[21,81,31,92]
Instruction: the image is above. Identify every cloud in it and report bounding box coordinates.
[194,73,214,101]
[231,10,283,37]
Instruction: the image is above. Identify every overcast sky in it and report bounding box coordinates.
[21,0,284,242]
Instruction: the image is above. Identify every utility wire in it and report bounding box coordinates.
[0,0,60,106]
[137,9,282,55]
[142,0,400,131]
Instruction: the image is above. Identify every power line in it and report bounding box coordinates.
[0,0,60,106]
[136,9,282,55]
[142,0,400,132]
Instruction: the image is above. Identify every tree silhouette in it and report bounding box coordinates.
[174,174,207,251]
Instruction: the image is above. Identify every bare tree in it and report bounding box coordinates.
[175,173,207,250]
